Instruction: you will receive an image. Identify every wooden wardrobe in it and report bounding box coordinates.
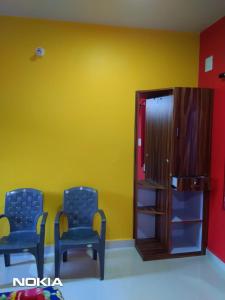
[133,87,213,260]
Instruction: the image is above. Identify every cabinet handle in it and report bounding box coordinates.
[176,127,179,137]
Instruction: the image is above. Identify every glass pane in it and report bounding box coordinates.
[137,213,155,239]
[137,188,156,207]
[171,222,202,254]
[172,191,203,222]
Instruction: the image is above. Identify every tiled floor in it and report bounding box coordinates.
[1,247,225,300]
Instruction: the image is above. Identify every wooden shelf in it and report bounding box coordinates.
[171,219,202,224]
[171,246,202,254]
[134,88,212,261]
[137,206,165,215]
[135,238,168,260]
[137,180,167,190]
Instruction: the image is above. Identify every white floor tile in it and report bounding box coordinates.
[0,247,225,300]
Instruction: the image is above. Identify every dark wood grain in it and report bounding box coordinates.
[145,95,173,185]
[171,176,210,192]
[135,239,204,261]
[155,190,168,247]
[202,191,210,252]
[137,179,167,190]
[172,88,213,177]
[134,87,213,261]
[133,93,138,239]
[137,206,166,215]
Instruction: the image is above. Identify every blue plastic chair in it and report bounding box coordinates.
[54,187,106,280]
[0,188,48,279]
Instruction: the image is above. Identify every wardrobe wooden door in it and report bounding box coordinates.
[172,88,213,177]
[145,95,173,185]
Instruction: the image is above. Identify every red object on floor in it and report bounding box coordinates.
[15,288,45,300]
[198,16,225,262]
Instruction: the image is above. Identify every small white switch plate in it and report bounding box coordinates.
[138,138,142,147]
[205,56,213,72]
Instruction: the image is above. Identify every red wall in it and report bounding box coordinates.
[198,17,225,262]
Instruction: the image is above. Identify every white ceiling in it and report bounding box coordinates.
[0,0,224,32]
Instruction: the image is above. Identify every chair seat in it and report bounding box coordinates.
[60,228,100,247]
[0,231,40,251]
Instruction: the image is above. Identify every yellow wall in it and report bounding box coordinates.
[0,16,199,244]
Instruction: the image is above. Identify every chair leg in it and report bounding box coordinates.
[38,245,44,279]
[92,249,97,261]
[35,253,41,279]
[34,249,43,280]
[4,254,10,267]
[99,246,105,280]
[55,247,61,278]
[63,251,68,262]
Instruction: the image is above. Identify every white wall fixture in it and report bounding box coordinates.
[205,56,213,72]
[35,47,45,57]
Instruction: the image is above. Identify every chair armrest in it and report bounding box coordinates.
[0,214,8,238]
[54,211,66,242]
[40,212,48,227]
[55,210,65,225]
[0,214,7,220]
[39,212,48,245]
[94,209,106,241]
[95,209,106,223]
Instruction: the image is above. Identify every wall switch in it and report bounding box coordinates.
[138,138,142,147]
[205,56,213,72]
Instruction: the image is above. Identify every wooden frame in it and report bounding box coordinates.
[133,87,213,261]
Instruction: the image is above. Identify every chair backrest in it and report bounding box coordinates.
[5,188,43,232]
[63,187,98,228]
